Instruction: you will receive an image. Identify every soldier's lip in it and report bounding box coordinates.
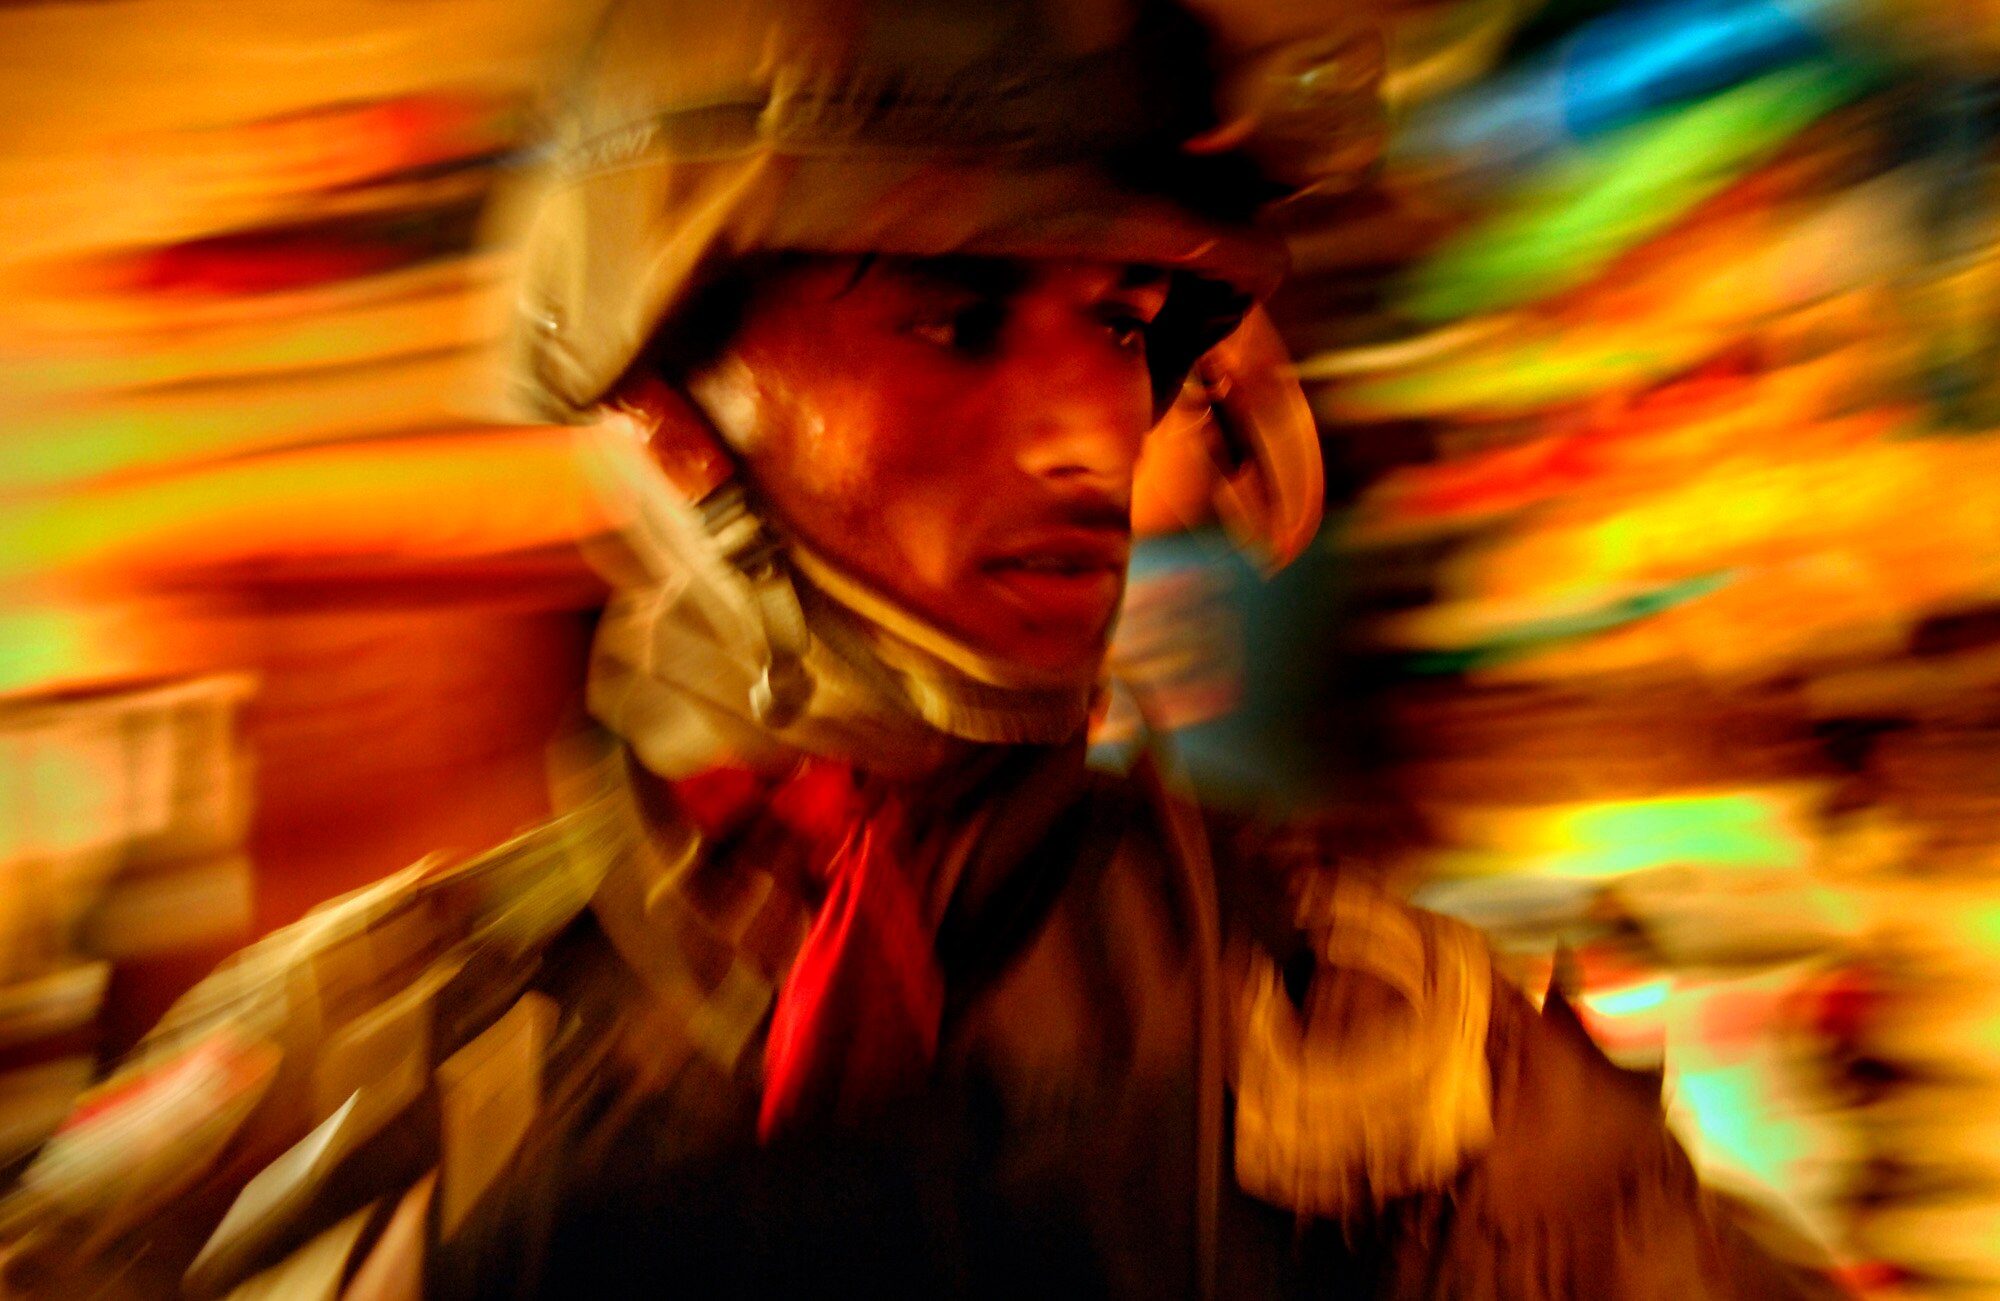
[980,565,1124,623]
[979,530,1131,575]
[979,534,1128,620]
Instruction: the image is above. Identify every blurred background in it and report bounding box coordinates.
[5,0,2000,1294]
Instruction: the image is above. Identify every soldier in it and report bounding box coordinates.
[0,1,1844,1297]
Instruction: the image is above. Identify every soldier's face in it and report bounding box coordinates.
[692,256,1167,679]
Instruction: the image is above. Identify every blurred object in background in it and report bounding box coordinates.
[1258,0,2000,1291]
[7,0,2000,1294]
[0,675,254,1169]
[0,0,611,1045]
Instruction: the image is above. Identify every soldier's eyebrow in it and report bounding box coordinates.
[1115,265,1171,293]
[878,258,1170,306]
[881,256,1031,301]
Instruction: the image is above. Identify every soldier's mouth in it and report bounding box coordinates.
[981,527,1129,574]
[980,552,1126,623]
[985,555,1119,575]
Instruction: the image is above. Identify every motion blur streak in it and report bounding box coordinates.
[3,0,2000,1295]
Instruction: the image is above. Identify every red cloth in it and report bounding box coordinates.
[671,761,946,1141]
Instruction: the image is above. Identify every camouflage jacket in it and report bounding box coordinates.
[0,737,1843,1301]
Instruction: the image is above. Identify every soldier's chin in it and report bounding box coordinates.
[976,612,1120,685]
[974,567,1123,670]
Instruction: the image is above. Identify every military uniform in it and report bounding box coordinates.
[0,718,1842,1299]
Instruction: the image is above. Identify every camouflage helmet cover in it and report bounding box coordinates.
[511,0,1384,420]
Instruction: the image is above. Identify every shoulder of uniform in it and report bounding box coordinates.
[138,808,606,1069]
[0,806,618,1291]
[1473,969,1680,1194]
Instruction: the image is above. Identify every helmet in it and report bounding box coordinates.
[511,0,1381,568]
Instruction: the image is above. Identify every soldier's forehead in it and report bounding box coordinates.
[893,257,1169,292]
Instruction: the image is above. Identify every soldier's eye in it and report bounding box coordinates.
[905,300,1005,357]
[1102,314,1150,355]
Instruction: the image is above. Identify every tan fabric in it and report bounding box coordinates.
[505,0,1319,421]
[340,1174,434,1301]
[0,808,615,1299]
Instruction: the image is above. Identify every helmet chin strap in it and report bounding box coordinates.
[588,382,1099,779]
[783,544,1113,695]
[695,478,816,727]
[611,375,817,726]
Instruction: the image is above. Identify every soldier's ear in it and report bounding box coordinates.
[610,374,737,504]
